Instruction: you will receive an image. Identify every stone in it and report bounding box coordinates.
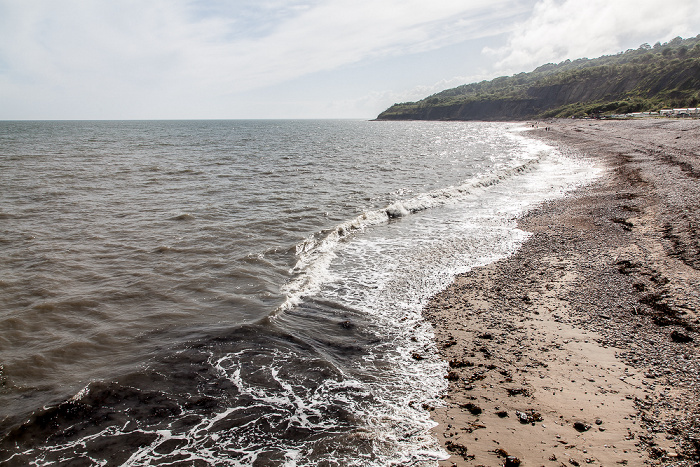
[573,421,591,432]
[670,330,693,343]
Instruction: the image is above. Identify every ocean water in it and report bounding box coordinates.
[0,120,598,466]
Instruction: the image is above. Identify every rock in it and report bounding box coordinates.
[670,330,693,343]
[504,456,521,466]
[449,359,473,368]
[443,337,457,348]
[573,421,591,432]
[649,446,667,459]
[515,410,543,424]
[506,387,530,397]
[461,402,482,415]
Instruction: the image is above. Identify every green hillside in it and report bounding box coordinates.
[376,35,700,121]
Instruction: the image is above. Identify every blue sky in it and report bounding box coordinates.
[1,0,699,120]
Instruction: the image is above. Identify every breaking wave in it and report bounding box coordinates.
[279,153,544,311]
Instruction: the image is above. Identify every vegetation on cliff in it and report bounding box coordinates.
[377,35,700,120]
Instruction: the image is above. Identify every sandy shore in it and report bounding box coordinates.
[425,119,700,466]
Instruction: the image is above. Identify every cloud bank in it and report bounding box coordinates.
[1,0,698,118]
[0,0,521,118]
[486,0,700,72]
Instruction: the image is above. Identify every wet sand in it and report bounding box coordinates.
[425,119,700,466]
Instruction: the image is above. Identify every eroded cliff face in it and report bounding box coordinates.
[377,99,537,121]
[526,75,643,107]
[377,99,536,121]
[378,75,645,120]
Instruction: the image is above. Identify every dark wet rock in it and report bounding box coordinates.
[506,387,530,397]
[671,330,693,343]
[573,421,591,432]
[460,402,482,415]
[505,455,522,466]
[443,338,457,348]
[611,217,634,231]
[496,410,509,418]
[616,259,640,274]
[449,359,473,368]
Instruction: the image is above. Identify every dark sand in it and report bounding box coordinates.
[425,119,700,466]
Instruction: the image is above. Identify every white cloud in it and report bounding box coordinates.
[485,0,700,72]
[166,0,522,92]
[3,0,695,118]
[0,0,523,118]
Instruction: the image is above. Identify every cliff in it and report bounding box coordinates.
[377,36,700,121]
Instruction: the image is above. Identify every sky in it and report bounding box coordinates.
[1,0,699,120]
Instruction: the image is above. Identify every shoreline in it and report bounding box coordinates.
[425,119,700,466]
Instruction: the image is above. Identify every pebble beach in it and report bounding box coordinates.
[425,119,700,466]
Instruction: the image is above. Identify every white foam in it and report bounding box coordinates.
[274,127,601,464]
[278,149,547,314]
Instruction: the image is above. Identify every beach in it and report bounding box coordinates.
[426,119,700,466]
[3,119,696,465]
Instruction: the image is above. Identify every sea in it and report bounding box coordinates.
[0,120,598,466]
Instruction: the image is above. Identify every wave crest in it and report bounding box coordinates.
[279,152,546,311]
